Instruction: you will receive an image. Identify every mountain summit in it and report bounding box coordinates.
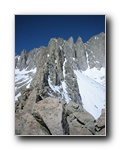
[15,32,105,135]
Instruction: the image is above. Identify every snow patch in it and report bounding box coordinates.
[63,58,67,78]
[48,76,60,93]
[95,36,99,40]
[15,92,21,101]
[55,60,57,63]
[59,46,62,50]
[96,61,99,63]
[15,67,37,89]
[61,81,71,103]
[73,58,75,61]
[86,51,89,65]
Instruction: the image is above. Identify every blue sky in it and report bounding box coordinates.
[15,15,105,55]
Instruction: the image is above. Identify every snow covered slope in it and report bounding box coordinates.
[74,69,105,119]
[82,67,105,86]
[15,67,36,100]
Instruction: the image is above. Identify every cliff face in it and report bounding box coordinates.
[15,32,105,135]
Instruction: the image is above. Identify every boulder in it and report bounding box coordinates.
[73,110,95,125]
[32,97,65,135]
[67,114,92,135]
[15,112,50,135]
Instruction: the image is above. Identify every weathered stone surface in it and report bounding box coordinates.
[85,120,96,134]
[67,114,92,135]
[96,109,105,127]
[85,32,105,69]
[75,36,88,71]
[23,89,36,114]
[15,112,50,135]
[65,100,83,115]
[96,128,105,135]
[32,97,64,135]
[17,50,28,71]
[73,110,95,125]
[95,109,105,135]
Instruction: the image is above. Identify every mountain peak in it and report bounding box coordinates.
[68,36,74,43]
[76,36,83,44]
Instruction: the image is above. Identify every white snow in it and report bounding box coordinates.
[55,60,57,63]
[63,58,67,78]
[15,55,20,61]
[53,39,57,42]
[95,36,99,40]
[61,81,71,103]
[73,58,75,61]
[48,76,60,93]
[15,67,37,90]
[59,46,62,50]
[96,61,99,63]
[48,75,70,103]
[86,51,89,64]
[74,70,105,119]
[82,67,105,86]
[15,92,21,101]
[61,58,71,102]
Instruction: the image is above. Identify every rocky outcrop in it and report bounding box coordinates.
[85,32,105,69]
[15,97,105,135]
[15,48,41,70]
[75,36,88,71]
[32,97,66,135]
[15,112,50,135]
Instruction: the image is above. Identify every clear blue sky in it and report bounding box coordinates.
[15,15,105,55]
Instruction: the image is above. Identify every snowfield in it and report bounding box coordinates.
[74,69,105,120]
[82,67,105,86]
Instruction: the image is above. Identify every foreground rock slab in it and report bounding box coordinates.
[32,97,65,135]
[15,112,50,135]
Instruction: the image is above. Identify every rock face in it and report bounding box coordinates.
[15,32,105,135]
[85,32,105,69]
[15,97,105,135]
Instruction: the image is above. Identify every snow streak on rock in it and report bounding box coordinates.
[15,67,37,100]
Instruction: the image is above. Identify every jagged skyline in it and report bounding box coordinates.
[15,15,105,54]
